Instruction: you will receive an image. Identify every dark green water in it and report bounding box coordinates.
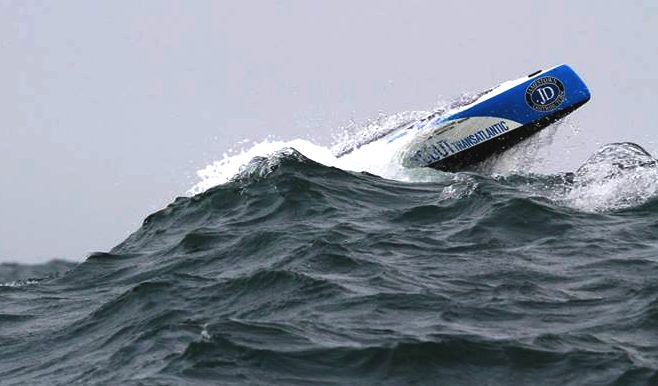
[2,144,658,385]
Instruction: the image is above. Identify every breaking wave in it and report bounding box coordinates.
[2,109,658,385]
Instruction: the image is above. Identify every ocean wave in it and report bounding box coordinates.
[3,126,658,384]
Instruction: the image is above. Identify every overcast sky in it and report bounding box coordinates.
[1,1,657,263]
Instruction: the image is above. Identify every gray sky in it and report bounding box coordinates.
[1,1,657,263]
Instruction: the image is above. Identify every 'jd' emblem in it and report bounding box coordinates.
[525,77,565,112]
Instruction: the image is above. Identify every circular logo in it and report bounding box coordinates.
[525,77,565,112]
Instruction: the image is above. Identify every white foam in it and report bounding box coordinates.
[0,279,39,288]
[188,112,449,195]
[188,114,658,214]
[561,145,658,212]
[563,170,658,212]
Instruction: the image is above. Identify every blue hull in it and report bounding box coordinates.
[399,64,591,171]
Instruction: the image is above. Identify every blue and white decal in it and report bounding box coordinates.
[525,77,565,112]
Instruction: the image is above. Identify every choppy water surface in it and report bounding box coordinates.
[2,113,658,385]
